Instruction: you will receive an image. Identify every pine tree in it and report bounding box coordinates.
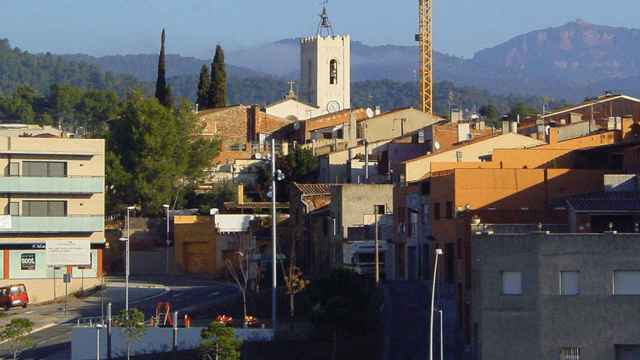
[196,65,210,110]
[155,29,171,107]
[208,45,227,108]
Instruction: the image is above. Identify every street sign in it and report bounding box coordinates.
[46,240,90,266]
[63,273,71,283]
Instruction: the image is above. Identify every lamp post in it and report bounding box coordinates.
[163,204,170,275]
[271,138,277,332]
[429,248,443,360]
[374,205,380,286]
[96,323,103,360]
[120,206,135,313]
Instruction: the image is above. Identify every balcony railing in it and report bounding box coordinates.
[0,215,103,233]
[0,176,104,194]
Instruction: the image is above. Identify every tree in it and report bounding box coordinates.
[197,65,210,110]
[200,320,241,360]
[155,28,172,108]
[281,262,310,318]
[47,84,83,128]
[508,102,538,121]
[225,250,251,326]
[309,269,371,360]
[0,318,33,360]
[208,45,227,108]
[479,104,500,127]
[115,308,146,360]
[108,92,219,215]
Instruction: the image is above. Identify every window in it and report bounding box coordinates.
[560,271,580,295]
[375,205,385,215]
[8,202,19,216]
[8,162,19,176]
[23,161,67,177]
[614,271,640,295]
[446,201,453,219]
[329,59,338,85]
[560,347,581,360]
[434,203,441,220]
[501,271,523,295]
[22,201,67,217]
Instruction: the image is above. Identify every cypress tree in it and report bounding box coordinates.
[196,64,210,110]
[155,29,171,107]
[208,45,227,108]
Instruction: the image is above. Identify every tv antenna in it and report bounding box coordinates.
[317,0,335,37]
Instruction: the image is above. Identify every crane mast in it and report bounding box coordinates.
[416,0,433,114]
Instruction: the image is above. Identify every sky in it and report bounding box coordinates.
[1,0,639,59]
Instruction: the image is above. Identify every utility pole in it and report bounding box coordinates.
[271,138,277,332]
[163,204,170,275]
[429,248,443,360]
[374,205,380,286]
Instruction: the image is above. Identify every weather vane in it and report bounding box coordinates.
[317,0,335,37]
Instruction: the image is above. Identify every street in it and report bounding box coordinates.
[0,276,237,360]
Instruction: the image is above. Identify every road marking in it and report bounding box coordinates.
[25,311,33,314]
[211,292,220,296]
[0,323,57,345]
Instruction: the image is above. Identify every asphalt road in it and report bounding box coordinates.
[0,277,237,360]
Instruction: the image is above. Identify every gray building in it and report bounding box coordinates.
[472,231,640,360]
[328,184,394,276]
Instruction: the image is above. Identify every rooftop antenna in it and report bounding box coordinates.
[317,0,335,37]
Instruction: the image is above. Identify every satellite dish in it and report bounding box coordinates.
[434,141,441,151]
[366,108,375,119]
[254,153,262,160]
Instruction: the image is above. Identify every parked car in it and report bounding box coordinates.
[0,284,29,310]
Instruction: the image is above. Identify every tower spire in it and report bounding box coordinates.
[317,0,335,37]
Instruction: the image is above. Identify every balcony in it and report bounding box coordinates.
[0,177,104,194]
[0,216,103,233]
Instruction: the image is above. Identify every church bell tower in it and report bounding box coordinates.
[300,2,351,113]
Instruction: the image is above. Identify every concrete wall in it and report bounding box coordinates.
[72,326,274,360]
[173,216,217,275]
[360,108,440,144]
[472,233,640,360]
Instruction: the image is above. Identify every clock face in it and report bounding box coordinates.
[327,101,341,113]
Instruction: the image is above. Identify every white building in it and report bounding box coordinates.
[265,5,351,122]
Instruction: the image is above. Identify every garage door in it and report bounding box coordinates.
[184,243,209,273]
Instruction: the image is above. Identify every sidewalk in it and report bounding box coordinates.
[0,281,169,333]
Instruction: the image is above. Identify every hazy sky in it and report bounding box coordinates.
[1,0,638,59]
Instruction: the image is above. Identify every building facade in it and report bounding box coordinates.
[472,232,640,360]
[0,136,105,303]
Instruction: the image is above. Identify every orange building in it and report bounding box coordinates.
[394,116,640,343]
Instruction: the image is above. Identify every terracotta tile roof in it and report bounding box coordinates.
[293,183,333,195]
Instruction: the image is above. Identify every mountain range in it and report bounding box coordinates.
[58,20,640,103]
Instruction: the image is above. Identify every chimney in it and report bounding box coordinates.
[457,122,471,143]
[374,106,381,116]
[236,184,245,205]
[501,120,510,134]
[536,116,545,141]
[548,127,559,144]
[510,121,518,134]
[450,109,463,123]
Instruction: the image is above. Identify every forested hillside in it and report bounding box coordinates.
[0,39,140,96]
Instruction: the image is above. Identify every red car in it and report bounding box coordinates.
[0,284,29,310]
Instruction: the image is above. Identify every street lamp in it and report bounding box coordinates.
[96,323,104,360]
[429,248,444,360]
[120,206,135,313]
[162,204,170,275]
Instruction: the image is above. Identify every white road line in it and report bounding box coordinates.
[211,292,220,296]
[0,322,57,345]
[24,311,33,314]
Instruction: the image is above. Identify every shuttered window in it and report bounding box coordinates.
[560,347,580,360]
[23,161,67,177]
[22,201,67,217]
[560,271,580,296]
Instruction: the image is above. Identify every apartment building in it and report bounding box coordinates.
[472,231,640,360]
[0,135,105,303]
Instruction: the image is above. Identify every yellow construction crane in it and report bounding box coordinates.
[416,0,433,114]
